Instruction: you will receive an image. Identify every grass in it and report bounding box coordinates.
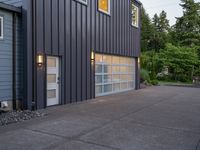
[159,80,193,86]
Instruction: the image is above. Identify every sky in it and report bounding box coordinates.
[140,0,200,26]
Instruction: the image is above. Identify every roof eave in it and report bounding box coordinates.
[0,2,21,13]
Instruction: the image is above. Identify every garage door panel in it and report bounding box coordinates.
[95,54,136,97]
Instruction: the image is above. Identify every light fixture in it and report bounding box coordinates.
[37,53,44,67]
[138,57,140,64]
[91,50,95,61]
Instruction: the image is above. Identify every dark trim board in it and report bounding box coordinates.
[22,0,141,109]
[12,12,17,110]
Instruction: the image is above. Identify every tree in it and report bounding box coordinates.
[158,11,170,32]
[174,0,200,47]
[152,14,159,30]
[140,1,200,83]
[141,51,162,79]
[141,7,155,52]
[159,44,200,81]
[153,11,170,32]
[149,11,170,52]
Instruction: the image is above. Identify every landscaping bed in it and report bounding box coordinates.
[0,110,46,126]
[159,81,200,88]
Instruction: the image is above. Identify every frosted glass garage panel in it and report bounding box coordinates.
[95,54,136,96]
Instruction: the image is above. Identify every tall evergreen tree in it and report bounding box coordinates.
[152,11,170,33]
[152,14,159,30]
[158,11,170,32]
[149,11,170,52]
[174,0,200,46]
[141,7,155,52]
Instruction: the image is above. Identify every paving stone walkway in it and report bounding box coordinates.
[0,86,200,150]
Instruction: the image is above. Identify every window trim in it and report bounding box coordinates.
[0,16,3,39]
[131,3,139,28]
[98,0,111,15]
[76,0,87,5]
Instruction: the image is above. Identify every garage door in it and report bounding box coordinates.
[95,54,136,96]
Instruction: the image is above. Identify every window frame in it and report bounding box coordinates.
[0,16,3,39]
[76,0,87,5]
[131,3,139,28]
[98,0,111,15]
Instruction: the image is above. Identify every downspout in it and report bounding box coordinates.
[12,12,17,110]
[32,0,36,110]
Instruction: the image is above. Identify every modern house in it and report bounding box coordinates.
[0,0,141,110]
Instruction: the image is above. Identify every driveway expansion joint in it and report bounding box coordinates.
[24,128,71,140]
[78,94,178,138]
[76,139,122,150]
[129,120,200,136]
[25,128,121,150]
[196,139,200,150]
[0,86,199,150]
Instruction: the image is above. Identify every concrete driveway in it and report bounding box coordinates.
[0,86,200,150]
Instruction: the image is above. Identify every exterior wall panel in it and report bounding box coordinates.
[44,0,51,55]
[76,3,82,102]
[86,0,91,99]
[0,10,13,101]
[81,5,87,100]
[71,1,77,102]
[0,0,22,7]
[65,0,71,104]
[0,9,23,103]
[16,13,23,101]
[23,0,141,109]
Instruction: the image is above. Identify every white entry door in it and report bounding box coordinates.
[47,56,60,106]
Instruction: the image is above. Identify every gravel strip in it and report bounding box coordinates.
[0,110,47,126]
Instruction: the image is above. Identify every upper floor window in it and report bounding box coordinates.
[0,16,3,39]
[131,3,139,27]
[76,0,87,5]
[98,0,110,15]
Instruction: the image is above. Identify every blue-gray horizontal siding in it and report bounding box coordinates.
[0,9,13,101]
[0,9,23,102]
[15,13,23,100]
[0,0,22,7]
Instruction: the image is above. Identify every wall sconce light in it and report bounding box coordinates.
[37,53,44,67]
[91,50,95,61]
[138,57,140,64]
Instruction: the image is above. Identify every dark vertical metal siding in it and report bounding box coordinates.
[23,0,141,109]
[36,0,45,109]
[65,0,71,103]
[86,0,91,99]
[133,2,141,56]
[22,0,33,109]
[81,5,87,100]
[93,0,142,56]
[71,1,77,102]
[34,0,96,108]
[44,0,51,55]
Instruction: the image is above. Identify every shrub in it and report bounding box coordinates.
[157,74,172,81]
[140,69,150,83]
[150,80,159,85]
